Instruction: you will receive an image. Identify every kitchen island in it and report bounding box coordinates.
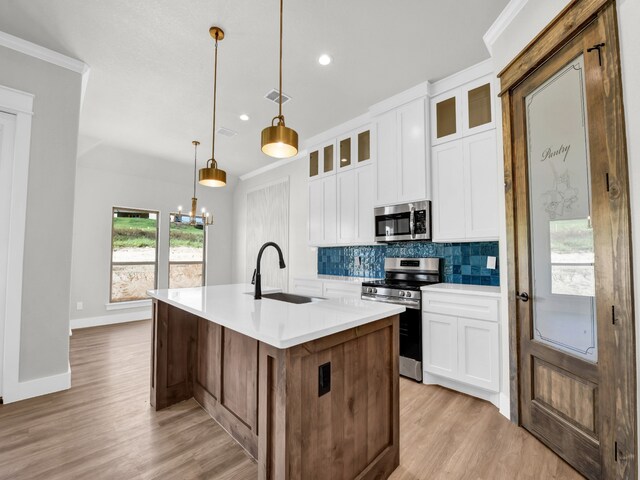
[147,284,404,480]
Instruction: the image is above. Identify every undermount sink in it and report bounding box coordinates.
[253,292,322,304]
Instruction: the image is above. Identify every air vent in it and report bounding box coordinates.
[216,127,237,137]
[264,88,291,105]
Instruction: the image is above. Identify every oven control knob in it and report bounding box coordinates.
[405,292,412,298]
[373,288,378,293]
[399,291,405,297]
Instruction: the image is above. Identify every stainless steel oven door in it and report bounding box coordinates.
[374,201,431,242]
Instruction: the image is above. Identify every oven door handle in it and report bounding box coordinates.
[410,205,415,239]
[361,294,421,310]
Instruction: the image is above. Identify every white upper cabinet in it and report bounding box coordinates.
[335,164,375,245]
[398,99,428,202]
[430,65,499,243]
[430,88,463,146]
[337,126,374,172]
[309,125,374,246]
[461,76,495,137]
[375,110,398,206]
[375,97,428,206]
[308,175,337,245]
[431,75,495,146]
[432,141,466,240]
[308,140,336,179]
[337,169,357,243]
[432,130,499,242]
[464,131,499,239]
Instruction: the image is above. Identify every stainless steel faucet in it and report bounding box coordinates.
[252,242,286,299]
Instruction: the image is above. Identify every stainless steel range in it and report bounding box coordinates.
[361,257,440,382]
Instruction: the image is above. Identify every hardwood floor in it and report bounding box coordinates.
[0,320,582,480]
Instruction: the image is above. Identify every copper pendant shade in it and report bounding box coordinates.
[261,0,298,159]
[199,26,227,187]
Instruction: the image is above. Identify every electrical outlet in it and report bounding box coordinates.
[76,301,83,311]
[486,256,497,270]
[355,256,362,267]
[318,362,331,397]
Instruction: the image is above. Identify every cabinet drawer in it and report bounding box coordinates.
[291,279,323,297]
[422,293,498,322]
[322,282,362,299]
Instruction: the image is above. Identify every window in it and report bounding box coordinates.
[549,218,595,297]
[110,207,159,302]
[169,214,206,288]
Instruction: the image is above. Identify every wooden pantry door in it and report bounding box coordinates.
[500,1,636,479]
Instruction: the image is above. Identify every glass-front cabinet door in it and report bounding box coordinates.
[309,150,320,178]
[309,141,336,177]
[462,76,494,136]
[338,135,352,170]
[431,89,462,145]
[337,126,372,171]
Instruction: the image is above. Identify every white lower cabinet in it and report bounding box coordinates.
[291,278,323,297]
[457,317,499,391]
[292,278,362,299]
[423,289,500,396]
[424,312,457,378]
[321,282,361,299]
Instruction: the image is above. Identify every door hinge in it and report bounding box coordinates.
[606,172,610,192]
[612,305,616,325]
[587,42,606,66]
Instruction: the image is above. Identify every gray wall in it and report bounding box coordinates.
[69,144,235,320]
[0,46,82,382]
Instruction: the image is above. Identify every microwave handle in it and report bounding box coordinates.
[410,205,415,239]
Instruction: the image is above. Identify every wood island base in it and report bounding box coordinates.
[150,300,400,480]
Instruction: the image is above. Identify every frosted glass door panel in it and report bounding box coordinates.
[525,55,597,363]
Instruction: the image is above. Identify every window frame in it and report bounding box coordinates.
[168,212,207,289]
[109,206,160,303]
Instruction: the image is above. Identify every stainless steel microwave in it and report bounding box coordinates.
[374,201,431,242]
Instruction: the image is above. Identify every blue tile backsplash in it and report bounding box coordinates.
[317,241,500,286]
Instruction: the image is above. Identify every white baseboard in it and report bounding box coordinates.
[423,371,501,409]
[499,392,511,420]
[70,308,151,330]
[2,363,71,404]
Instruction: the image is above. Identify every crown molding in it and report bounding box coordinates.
[0,30,91,106]
[239,150,308,181]
[368,81,430,116]
[483,0,529,55]
[429,58,494,97]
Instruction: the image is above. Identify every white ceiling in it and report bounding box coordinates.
[0,0,509,176]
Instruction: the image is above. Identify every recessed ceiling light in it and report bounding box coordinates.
[239,114,250,121]
[318,54,332,66]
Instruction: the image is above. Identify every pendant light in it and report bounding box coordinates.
[199,27,227,187]
[260,0,298,159]
[178,141,213,226]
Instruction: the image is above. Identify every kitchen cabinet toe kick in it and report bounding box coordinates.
[150,299,400,480]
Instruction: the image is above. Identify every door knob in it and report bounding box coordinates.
[516,291,530,302]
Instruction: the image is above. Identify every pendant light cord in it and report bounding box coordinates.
[193,142,198,198]
[210,34,219,167]
[278,0,283,121]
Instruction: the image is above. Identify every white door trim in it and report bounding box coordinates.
[0,84,34,403]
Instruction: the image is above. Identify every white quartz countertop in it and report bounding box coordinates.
[421,283,501,297]
[147,284,404,349]
[294,274,383,284]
